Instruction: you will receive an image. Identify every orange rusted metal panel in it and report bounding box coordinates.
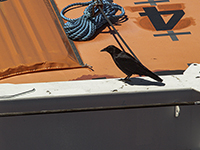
[0,0,81,80]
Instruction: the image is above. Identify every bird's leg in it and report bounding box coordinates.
[119,75,131,82]
[124,75,131,81]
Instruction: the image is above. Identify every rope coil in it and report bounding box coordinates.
[60,0,125,41]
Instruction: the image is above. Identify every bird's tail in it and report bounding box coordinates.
[146,71,163,82]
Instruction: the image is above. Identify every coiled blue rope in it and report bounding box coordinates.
[60,0,125,41]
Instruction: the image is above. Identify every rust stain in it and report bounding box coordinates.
[125,6,148,12]
[133,16,195,31]
[71,74,117,81]
[125,4,185,13]
[129,3,195,31]
[0,61,83,80]
[133,16,156,31]
[173,17,196,30]
[157,3,185,11]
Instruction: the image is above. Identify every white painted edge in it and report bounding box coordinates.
[0,63,199,101]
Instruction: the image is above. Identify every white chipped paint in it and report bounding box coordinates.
[0,63,199,100]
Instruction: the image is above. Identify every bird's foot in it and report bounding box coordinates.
[119,77,131,82]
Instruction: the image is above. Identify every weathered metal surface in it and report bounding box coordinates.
[0,0,200,83]
[0,0,81,80]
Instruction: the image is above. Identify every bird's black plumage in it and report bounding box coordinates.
[101,45,163,82]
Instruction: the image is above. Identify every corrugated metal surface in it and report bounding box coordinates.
[0,0,81,79]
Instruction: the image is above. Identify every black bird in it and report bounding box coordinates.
[101,45,163,82]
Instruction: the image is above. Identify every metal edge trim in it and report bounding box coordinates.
[48,0,84,66]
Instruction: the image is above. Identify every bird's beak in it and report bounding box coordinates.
[100,48,107,52]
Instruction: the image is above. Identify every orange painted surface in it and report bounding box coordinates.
[0,0,81,80]
[0,0,200,83]
[57,0,200,78]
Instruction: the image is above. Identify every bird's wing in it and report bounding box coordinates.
[115,52,146,75]
[115,52,163,82]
